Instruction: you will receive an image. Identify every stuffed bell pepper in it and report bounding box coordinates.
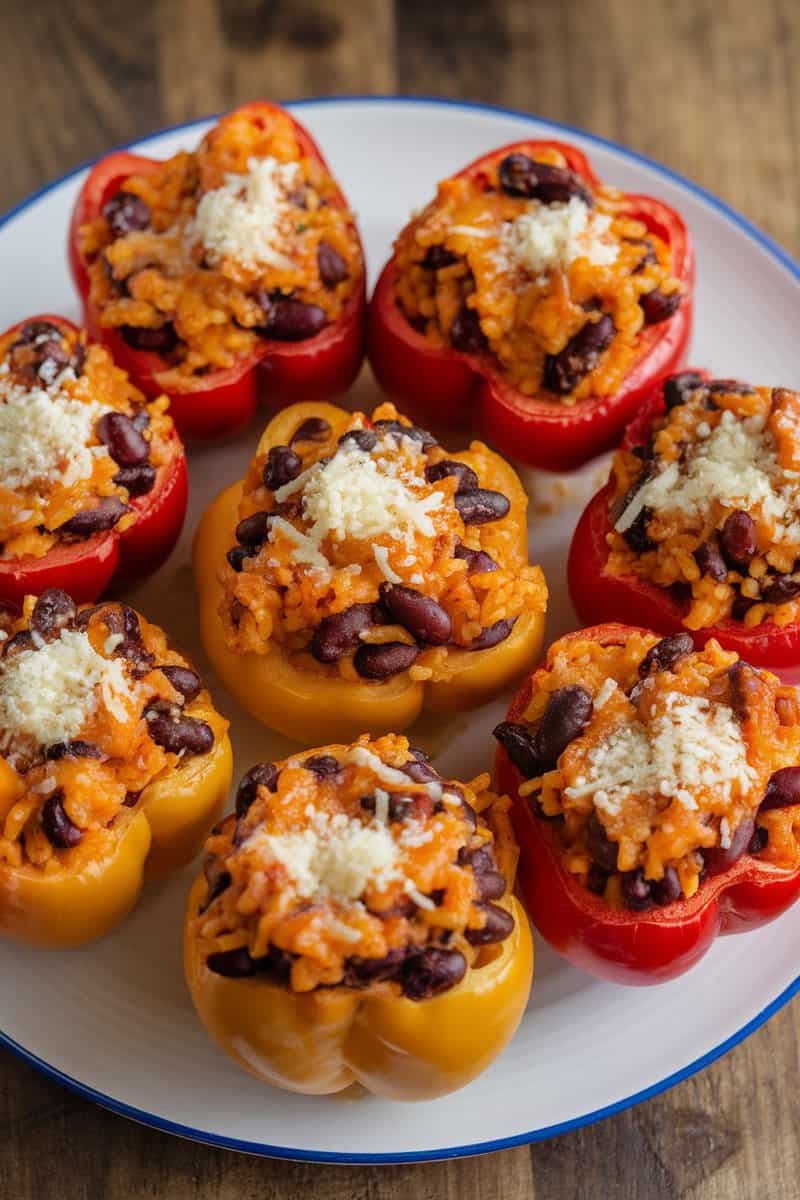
[194,400,547,743]
[0,590,232,947]
[368,140,693,471]
[0,315,187,606]
[184,734,532,1100]
[494,623,800,984]
[569,372,800,680]
[70,100,366,440]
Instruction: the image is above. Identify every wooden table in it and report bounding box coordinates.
[2,2,799,1196]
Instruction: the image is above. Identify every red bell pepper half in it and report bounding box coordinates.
[0,314,188,607]
[367,140,694,472]
[494,622,800,984]
[568,371,800,681]
[68,101,366,442]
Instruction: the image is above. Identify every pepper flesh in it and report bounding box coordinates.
[69,101,366,442]
[494,622,800,984]
[568,372,800,683]
[0,314,188,606]
[184,875,532,1100]
[367,140,693,472]
[193,401,546,744]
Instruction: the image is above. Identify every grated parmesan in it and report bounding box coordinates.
[189,155,300,272]
[501,196,618,282]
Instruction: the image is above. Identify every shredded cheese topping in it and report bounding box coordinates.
[501,196,618,282]
[189,155,300,271]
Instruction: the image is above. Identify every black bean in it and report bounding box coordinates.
[311,603,378,663]
[58,497,130,537]
[372,419,437,450]
[379,583,451,645]
[586,812,619,872]
[113,463,156,496]
[469,618,516,651]
[45,740,104,761]
[533,686,594,772]
[401,947,467,1000]
[226,545,251,572]
[259,295,327,341]
[651,865,683,906]
[31,589,76,640]
[638,632,694,677]
[422,244,458,270]
[544,314,615,394]
[145,705,214,756]
[640,288,681,325]
[662,371,706,410]
[424,459,478,492]
[703,818,755,876]
[492,722,542,779]
[466,845,506,900]
[694,540,728,583]
[455,487,510,524]
[121,323,178,353]
[622,506,656,554]
[622,869,653,911]
[317,241,348,288]
[762,575,800,604]
[41,789,82,849]
[304,754,342,779]
[206,948,255,978]
[96,411,150,465]
[465,902,514,945]
[453,542,498,573]
[236,762,279,818]
[2,630,33,659]
[343,948,407,988]
[449,304,487,355]
[235,511,273,546]
[103,190,151,236]
[760,766,800,811]
[497,153,593,206]
[159,665,202,703]
[290,416,331,445]
[353,641,419,680]
[262,445,302,491]
[339,428,378,452]
[719,509,757,569]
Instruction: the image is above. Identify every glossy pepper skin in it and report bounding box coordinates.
[0,314,188,607]
[184,875,532,1100]
[568,371,800,683]
[193,400,546,744]
[68,101,366,442]
[494,623,800,985]
[367,140,693,472]
[0,700,232,948]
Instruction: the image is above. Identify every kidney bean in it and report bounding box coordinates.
[259,295,327,341]
[113,463,156,496]
[534,686,594,770]
[45,740,104,761]
[497,153,593,206]
[235,511,273,546]
[652,865,683,906]
[465,844,506,900]
[694,540,728,583]
[200,857,231,913]
[732,594,756,621]
[455,487,510,524]
[262,445,302,491]
[15,320,63,345]
[145,704,214,756]
[640,288,681,325]
[59,497,130,537]
[662,371,705,411]
[103,189,151,236]
[339,428,378,452]
[41,789,82,849]
[354,641,419,680]
[702,818,755,876]
[727,661,762,723]
[469,618,515,651]
[207,947,255,978]
[290,416,331,445]
[361,791,423,822]
[760,766,800,811]
[344,948,407,988]
[95,411,150,466]
[424,459,478,492]
[236,762,280,818]
[749,826,768,853]
[121,323,178,353]
[402,753,440,784]
[379,583,451,645]
[449,304,487,355]
[226,546,251,572]
[31,589,76,640]
[131,407,150,433]
[630,238,658,273]
[586,812,619,872]
[586,864,609,894]
[453,542,498,574]
[159,665,202,703]
[304,754,342,782]
[2,630,34,659]
[465,903,514,945]
[638,632,694,677]
[544,314,615,394]
[252,945,294,985]
[707,379,754,397]
[422,244,458,270]
[311,603,378,663]
[762,574,800,604]
[719,509,757,569]
[401,947,467,1000]
[373,419,437,450]
[492,722,541,779]
[622,506,656,554]
[317,241,348,288]
[622,868,653,911]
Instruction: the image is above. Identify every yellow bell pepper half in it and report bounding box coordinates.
[193,401,546,744]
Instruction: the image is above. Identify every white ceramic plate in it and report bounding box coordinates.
[1,97,799,1164]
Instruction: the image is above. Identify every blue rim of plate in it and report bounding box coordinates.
[0,94,798,1165]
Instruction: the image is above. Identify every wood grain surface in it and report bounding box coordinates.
[1,1,799,1196]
